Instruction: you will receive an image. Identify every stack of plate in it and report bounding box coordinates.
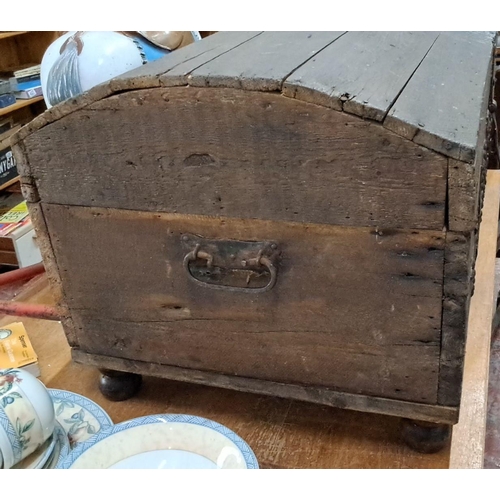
[56,414,259,469]
[6,386,259,469]
[12,389,113,469]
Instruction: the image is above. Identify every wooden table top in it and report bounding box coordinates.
[2,275,449,469]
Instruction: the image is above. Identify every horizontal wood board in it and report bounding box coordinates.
[43,204,446,403]
[72,349,459,425]
[21,87,448,231]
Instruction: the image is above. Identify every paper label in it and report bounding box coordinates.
[0,322,38,369]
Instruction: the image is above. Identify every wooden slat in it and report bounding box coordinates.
[385,31,496,162]
[183,31,345,91]
[449,169,500,468]
[111,31,262,91]
[22,87,448,231]
[283,31,439,121]
[438,231,473,405]
[72,349,458,425]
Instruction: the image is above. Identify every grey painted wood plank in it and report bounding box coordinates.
[283,31,439,121]
[181,31,346,91]
[111,31,262,91]
[385,31,496,162]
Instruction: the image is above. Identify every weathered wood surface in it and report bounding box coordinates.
[21,87,448,231]
[439,121,491,403]
[72,349,458,425]
[385,31,496,162]
[112,31,263,91]
[282,31,439,121]
[182,31,345,91]
[438,231,473,405]
[448,159,482,232]
[12,31,496,165]
[43,204,445,403]
[449,170,500,468]
[0,276,451,468]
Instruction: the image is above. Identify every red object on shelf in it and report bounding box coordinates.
[0,262,63,320]
[0,262,45,286]
[0,301,62,321]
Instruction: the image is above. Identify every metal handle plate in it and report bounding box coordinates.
[181,235,280,293]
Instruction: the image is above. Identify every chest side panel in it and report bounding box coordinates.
[22,88,447,231]
[43,204,444,404]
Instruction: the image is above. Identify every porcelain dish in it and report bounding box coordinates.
[4,389,112,468]
[11,430,56,469]
[57,414,259,469]
[0,368,55,468]
[48,389,113,447]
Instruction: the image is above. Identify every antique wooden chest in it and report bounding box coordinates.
[11,31,499,446]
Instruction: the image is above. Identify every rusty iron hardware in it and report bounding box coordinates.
[181,235,280,293]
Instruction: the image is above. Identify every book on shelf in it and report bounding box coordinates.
[0,79,11,95]
[9,74,41,87]
[13,64,41,79]
[12,78,42,99]
[0,63,41,79]
[0,93,16,108]
[0,198,29,236]
[0,322,40,377]
[0,127,21,190]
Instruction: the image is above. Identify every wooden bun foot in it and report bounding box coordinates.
[400,418,452,454]
[98,369,142,401]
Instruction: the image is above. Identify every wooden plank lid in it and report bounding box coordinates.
[12,31,497,162]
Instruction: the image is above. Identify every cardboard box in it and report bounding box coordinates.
[0,322,39,377]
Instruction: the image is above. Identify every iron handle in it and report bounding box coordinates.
[183,243,278,293]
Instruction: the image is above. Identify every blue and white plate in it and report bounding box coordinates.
[11,431,56,469]
[57,414,259,469]
[43,421,70,469]
[48,389,113,448]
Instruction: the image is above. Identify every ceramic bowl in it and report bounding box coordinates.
[58,414,259,469]
[0,368,55,468]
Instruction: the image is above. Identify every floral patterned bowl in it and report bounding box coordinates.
[0,368,55,468]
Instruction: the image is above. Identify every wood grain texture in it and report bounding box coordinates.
[282,31,439,121]
[0,277,450,468]
[72,349,458,426]
[449,170,500,468]
[182,31,345,91]
[24,202,64,307]
[448,159,481,232]
[385,31,496,162]
[438,231,473,406]
[43,204,445,403]
[11,30,495,168]
[113,31,263,91]
[439,115,491,402]
[22,87,448,231]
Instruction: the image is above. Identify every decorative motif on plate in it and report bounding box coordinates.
[49,389,113,447]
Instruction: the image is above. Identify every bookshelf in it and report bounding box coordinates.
[0,31,60,198]
[0,31,60,120]
[0,96,43,118]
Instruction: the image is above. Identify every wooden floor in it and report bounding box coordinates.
[0,274,450,469]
